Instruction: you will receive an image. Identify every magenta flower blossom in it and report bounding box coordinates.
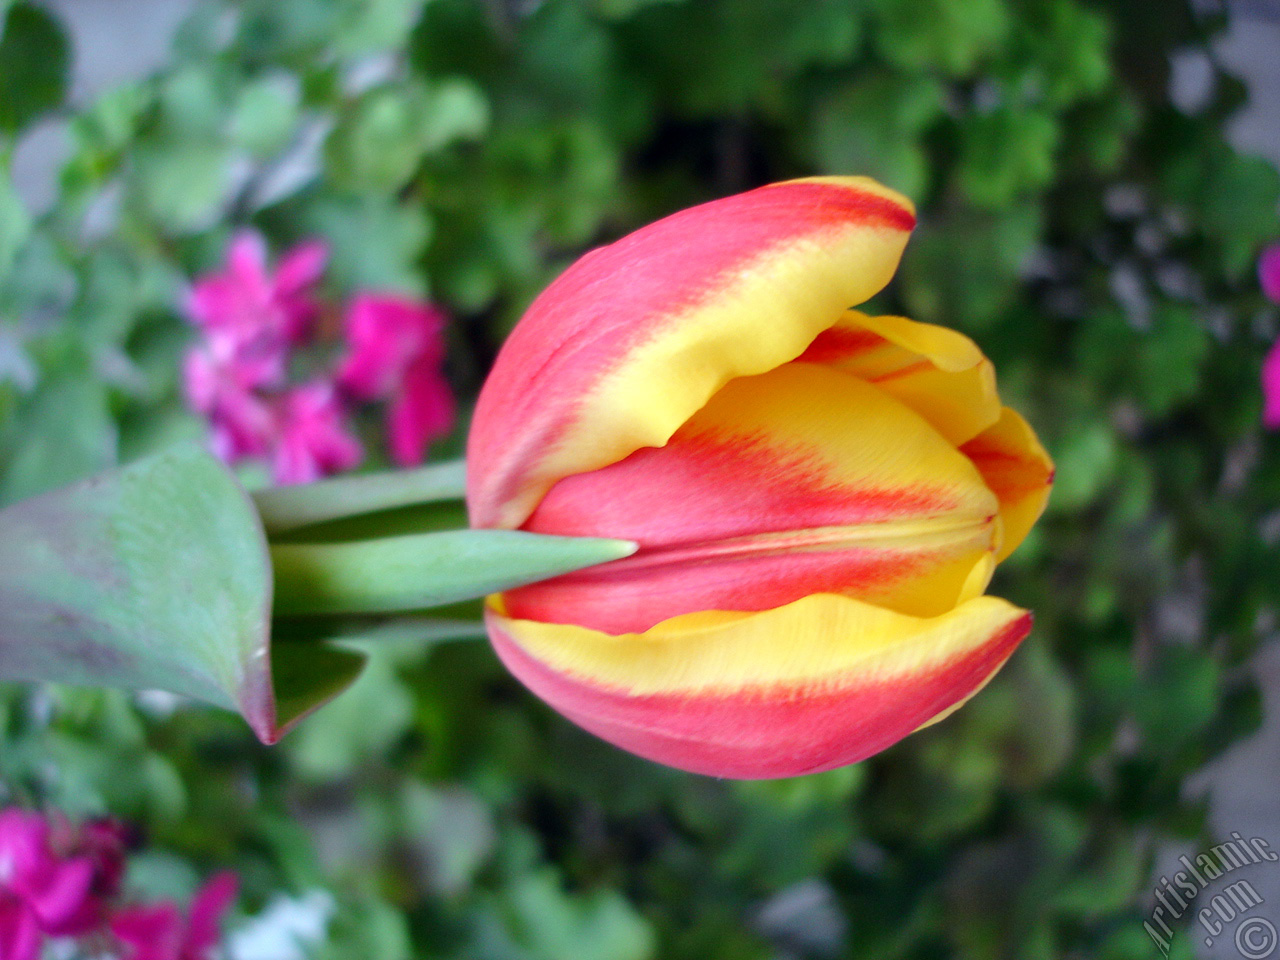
[183,349,279,462]
[182,231,358,483]
[1261,244,1280,303]
[188,231,328,348]
[388,351,456,467]
[0,809,238,960]
[1262,244,1280,429]
[183,234,455,482]
[273,381,364,485]
[111,872,238,960]
[1264,341,1280,430]
[338,293,455,466]
[48,815,129,936]
[0,809,96,960]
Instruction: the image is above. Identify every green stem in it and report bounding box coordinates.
[271,528,636,616]
[252,459,467,535]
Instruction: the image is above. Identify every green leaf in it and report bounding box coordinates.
[591,0,685,20]
[271,529,638,615]
[1162,141,1280,277]
[476,869,656,960]
[326,79,488,191]
[286,647,413,779]
[871,0,1010,75]
[229,73,301,157]
[157,65,226,139]
[810,74,942,199]
[301,191,432,294]
[1134,304,1210,416]
[0,3,70,134]
[0,375,117,506]
[900,206,1042,329]
[332,0,428,55]
[132,141,237,234]
[0,162,29,284]
[1043,419,1118,513]
[0,443,362,744]
[253,459,467,534]
[957,106,1060,208]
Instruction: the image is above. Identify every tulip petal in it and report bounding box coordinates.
[799,311,1002,447]
[959,407,1054,562]
[487,593,1032,779]
[468,177,916,529]
[508,363,998,632]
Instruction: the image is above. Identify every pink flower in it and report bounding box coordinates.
[338,294,444,398]
[0,809,96,960]
[47,816,129,935]
[337,293,455,466]
[272,381,364,485]
[1262,244,1280,430]
[1264,339,1280,430]
[1261,244,1280,304]
[183,350,278,462]
[182,231,329,403]
[111,872,238,960]
[188,231,328,346]
[388,352,457,467]
[182,239,454,482]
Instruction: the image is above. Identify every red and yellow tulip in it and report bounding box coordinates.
[467,176,1053,779]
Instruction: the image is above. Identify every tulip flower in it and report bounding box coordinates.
[467,177,1054,779]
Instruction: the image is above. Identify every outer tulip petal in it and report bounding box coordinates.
[508,363,998,631]
[487,593,1033,779]
[468,177,917,529]
[959,407,1054,562]
[800,311,1002,447]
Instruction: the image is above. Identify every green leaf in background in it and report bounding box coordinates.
[326,78,488,192]
[957,106,1060,209]
[0,2,70,134]
[229,72,301,158]
[0,374,117,505]
[132,140,238,234]
[287,647,415,779]
[591,0,684,21]
[157,65,226,139]
[900,205,1042,329]
[1007,0,1111,108]
[1135,304,1210,416]
[471,869,656,960]
[1044,418,1119,513]
[332,0,428,56]
[1162,138,1280,277]
[810,74,943,199]
[0,163,30,284]
[870,0,1010,76]
[0,443,357,744]
[301,191,433,294]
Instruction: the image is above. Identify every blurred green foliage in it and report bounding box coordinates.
[0,0,1278,957]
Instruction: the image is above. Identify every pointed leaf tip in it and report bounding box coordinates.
[270,529,639,616]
